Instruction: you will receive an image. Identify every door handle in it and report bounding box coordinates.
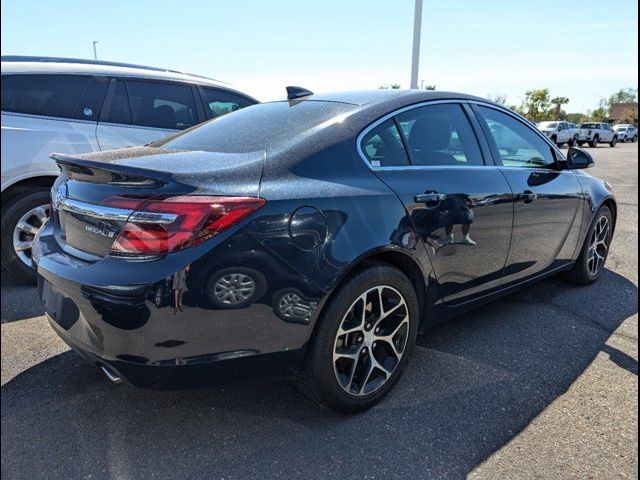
[415,193,447,205]
[522,190,538,204]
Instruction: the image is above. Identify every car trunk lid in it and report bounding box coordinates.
[50,147,265,259]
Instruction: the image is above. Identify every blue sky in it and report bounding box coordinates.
[2,0,637,112]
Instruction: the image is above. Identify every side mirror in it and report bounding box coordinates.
[557,125,563,131]
[566,147,595,169]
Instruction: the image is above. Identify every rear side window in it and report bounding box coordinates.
[1,74,91,119]
[202,87,254,118]
[360,118,410,167]
[125,80,198,130]
[395,104,483,166]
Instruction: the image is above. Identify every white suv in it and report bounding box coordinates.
[613,124,638,143]
[536,121,578,147]
[1,56,257,282]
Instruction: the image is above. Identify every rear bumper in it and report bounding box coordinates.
[33,220,324,390]
[46,310,303,389]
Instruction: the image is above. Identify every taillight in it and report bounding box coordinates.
[109,196,265,255]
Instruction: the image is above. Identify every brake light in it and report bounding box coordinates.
[109,196,265,255]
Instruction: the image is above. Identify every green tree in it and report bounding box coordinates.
[608,88,638,105]
[422,84,436,90]
[523,89,551,122]
[566,112,587,124]
[589,106,609,122]
[550,96,570,118]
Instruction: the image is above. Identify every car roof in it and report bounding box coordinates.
[278,89,491,107]
[0,55,232,89]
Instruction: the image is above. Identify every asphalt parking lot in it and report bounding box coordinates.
[2,143,637,479]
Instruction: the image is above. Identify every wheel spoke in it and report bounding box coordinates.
[34,206,49,224]
[16,221,39,235]
[14,240,32,252]
[376,318,409,357]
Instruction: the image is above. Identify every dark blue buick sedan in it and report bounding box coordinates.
[33,89,616,413]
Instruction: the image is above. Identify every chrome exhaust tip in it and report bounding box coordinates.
[100,365,123,384]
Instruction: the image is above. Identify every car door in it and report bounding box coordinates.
[603,123,614,142]
[560,122,571,143]
[472,104,584,285]
[1,74,108,179]
[360,102,515,303]
[96,78,203,150]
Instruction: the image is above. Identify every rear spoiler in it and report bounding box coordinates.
[51,152,172,187]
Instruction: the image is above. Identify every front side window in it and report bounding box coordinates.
[477,106,555,168]
[395,103,483,166]
[125,80,198,130]
[360,118,410,167]
[1,74,91,119]
[202,87,254,118]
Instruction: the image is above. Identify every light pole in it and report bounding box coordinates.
[410,0,423,89]
[92,41,99,60]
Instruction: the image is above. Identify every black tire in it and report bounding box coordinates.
[610,137,617,147]
[634,135,638,143]
[551,135,557,145]
[204,266,266,309]
[1,188,51,284]
[578,141,586,147]
[298,263,419,413]
[154,286,166,308]
[589,136,599,148]
[563,206,613,285]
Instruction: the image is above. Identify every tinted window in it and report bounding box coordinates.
[126,80,198,130]
[202,87,254,118]
[395,104,483,166]
[477,106,555,168]
[78,76,109,121]
[105,80,132,125]
[1,74,91,119]
[360,118,410,167]
[154,101,355,153]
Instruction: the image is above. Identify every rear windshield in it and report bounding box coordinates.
[538,122,557,128]
[581,123,599,128]
[153,100,356,153]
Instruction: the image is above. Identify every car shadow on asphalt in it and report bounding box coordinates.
[1,269,637,479]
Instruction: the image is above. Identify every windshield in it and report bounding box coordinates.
[153,101,357,153]
[615,127,627,131]
[538,122,557,128]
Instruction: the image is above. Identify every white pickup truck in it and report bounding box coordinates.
[578,122,619,148]
[536,121,579,147]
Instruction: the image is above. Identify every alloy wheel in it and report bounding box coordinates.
[213,273,256,305]
[12,204,50,268]
[333,285,410,396]
[587,215,610,276]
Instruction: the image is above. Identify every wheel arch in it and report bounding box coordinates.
[1,175,58,206]
[307,246,430,344]
[600,196,618,233]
